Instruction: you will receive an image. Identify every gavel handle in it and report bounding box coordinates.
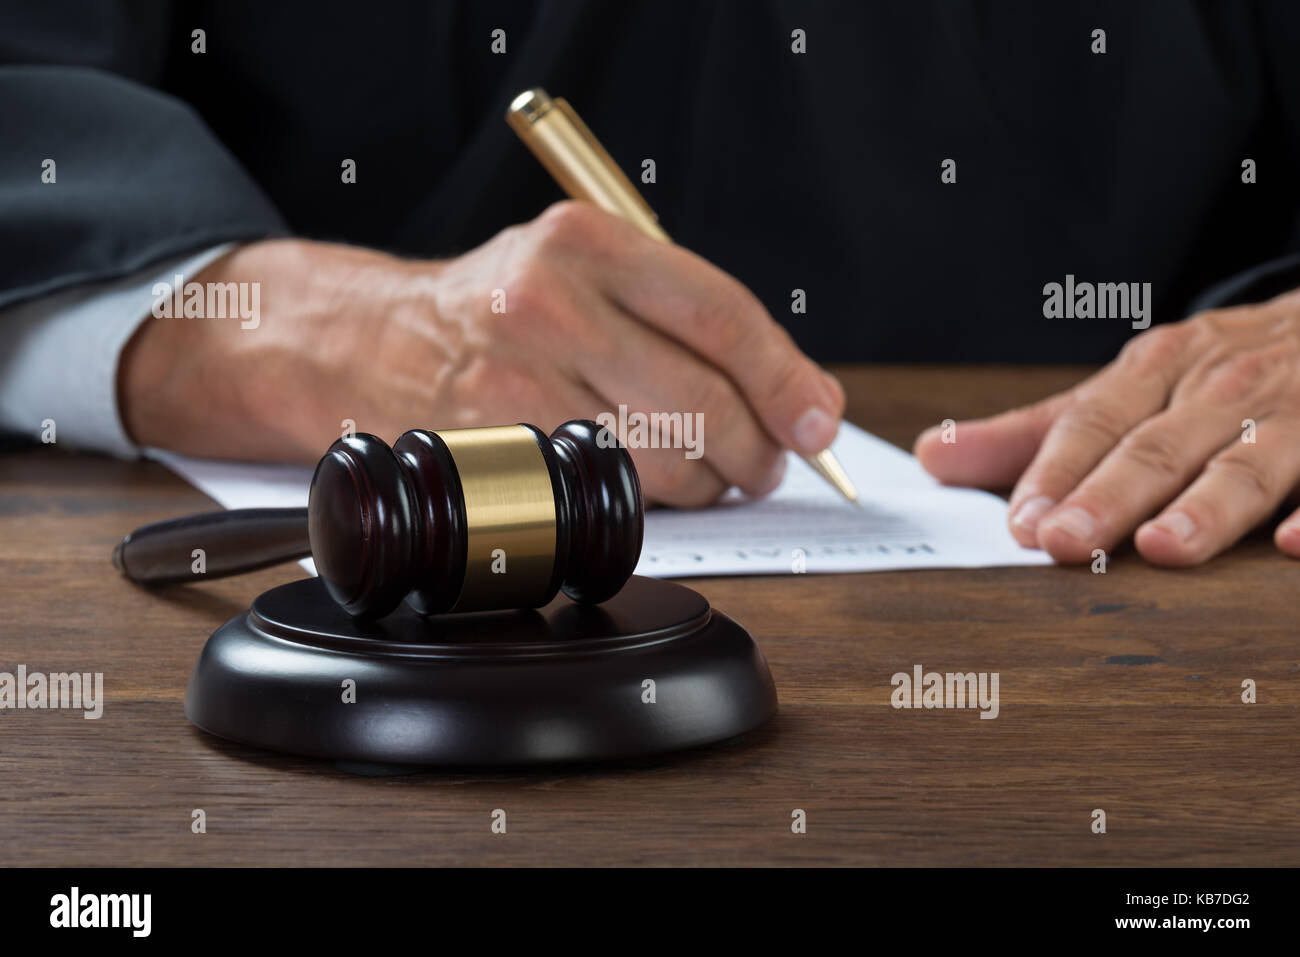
[112,507,311,585]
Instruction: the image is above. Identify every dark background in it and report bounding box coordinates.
[3,0,1300,362]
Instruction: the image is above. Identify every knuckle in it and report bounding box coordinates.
[505,264,582,334]
[1201,349,1277,404]
[531,200,601,252]
[505,264,554,318]
[1059,400,1131,448]
[1205,451,1274,500]
[1268,286,1300,309]
[1017,459,1081,499]
[690,286,753,354]
[493,222,525,250]
[1118,322,1188,376]
[537,199,590,231]
[685,369,739,423]
[452,358,537,412]
[1270,309,1300,338]
[1189,306,1239,335]
[1117,426,1187,481]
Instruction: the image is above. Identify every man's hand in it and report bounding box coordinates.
[915,290,1300,565]
[119,201,843,507]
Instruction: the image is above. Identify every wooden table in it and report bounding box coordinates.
[2,365,1296,866]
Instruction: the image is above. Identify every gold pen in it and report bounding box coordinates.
[506,87,858,504]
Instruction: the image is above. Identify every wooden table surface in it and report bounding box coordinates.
[2,365,1297,867]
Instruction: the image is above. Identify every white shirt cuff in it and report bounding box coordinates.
[0,243,236,458]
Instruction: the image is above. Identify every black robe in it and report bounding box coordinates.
[3,0,1300,363]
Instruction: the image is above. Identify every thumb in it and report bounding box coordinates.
[913,390,1072,490]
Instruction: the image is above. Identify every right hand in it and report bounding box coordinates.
[119,200,844,507]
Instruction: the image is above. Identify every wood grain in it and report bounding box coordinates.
[1,364,1296,866]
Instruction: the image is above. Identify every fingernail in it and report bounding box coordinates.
[1044,506,1095,542]
[793,407,838,454]
[1011,495,1055,533]
[754,455,788,496]
[1148,511,1196,543]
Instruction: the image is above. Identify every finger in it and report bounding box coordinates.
[1009,324,1192,546]
[526,365,732,509]
[1134,417,1300,566]
[545,367,732,509]
[626,440,732,508]
[1264,285,1300,309]
[1273,504,1300,558]
[1034,403,1244,563]
[1040,338,1299,562]
[570,292,787,497]
[913,389,1072,489]
[570,206,843,455]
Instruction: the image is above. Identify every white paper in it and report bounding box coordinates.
[146,422,1050,580]
[636,423,1051,576]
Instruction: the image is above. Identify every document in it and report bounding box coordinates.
[147,422,1050,580]
[636,423,1051,576]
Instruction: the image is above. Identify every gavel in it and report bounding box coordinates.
[113,420,643,619]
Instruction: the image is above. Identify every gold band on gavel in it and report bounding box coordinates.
[435,425,557,612]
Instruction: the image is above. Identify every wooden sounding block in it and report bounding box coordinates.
[113,419,776,767]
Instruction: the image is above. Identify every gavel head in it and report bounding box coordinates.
[307,420,643,619]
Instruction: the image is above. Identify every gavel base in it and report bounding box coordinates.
[184,575,778,766]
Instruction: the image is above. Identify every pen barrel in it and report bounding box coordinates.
[507,89,669,242]
[506,87,854,503]
[113,507,311,585]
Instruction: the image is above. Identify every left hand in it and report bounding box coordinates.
[914,289,1300,566]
